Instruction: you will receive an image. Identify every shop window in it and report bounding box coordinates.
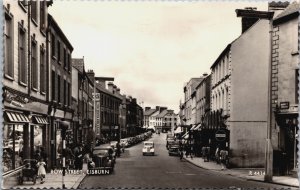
[33,125,43,153]
[3,124,24,173]
[4,10,14,79]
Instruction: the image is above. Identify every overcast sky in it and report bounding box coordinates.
[49,1,268,113]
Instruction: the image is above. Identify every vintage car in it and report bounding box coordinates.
[90,145,116,172]
[166,137,175,149]
[168,144,180,156]
[142,141,155,156]
[120,138,129,148]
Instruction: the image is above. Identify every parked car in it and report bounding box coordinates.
[120,139,129,148]
[168,143,180,156]
[142,141,155,156]
[90,145,115,172]
[166,137,175,149]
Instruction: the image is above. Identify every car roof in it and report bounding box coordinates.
[144,141,154,144]
[94,144,112,150]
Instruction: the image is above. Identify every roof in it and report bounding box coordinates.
[274,1,299,25]
[156,110,168,118]
[48,14,73,51]
[144,109,156,116]
[95,82,122,100]
[210,44,231,69]
[72,58,84,73]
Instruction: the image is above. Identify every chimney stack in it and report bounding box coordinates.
[268,1,289,17]
[107,82,114,92]
[145,107,151,111]
[156,106,160,111]
[236,8,274,34]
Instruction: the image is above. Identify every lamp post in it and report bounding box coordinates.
[264,16,274,182]
[60,120,69,189]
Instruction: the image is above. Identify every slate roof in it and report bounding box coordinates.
[72,58,84,73]
[157,110,168,118]
[274,1,299,24]
[144,109,156,116]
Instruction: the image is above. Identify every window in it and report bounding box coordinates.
[57,75,61,103]
[4,11,14,79]
[40,1,46,33]
[64,80,67,106]
[31,38,38,90]
[18,0,28,11]
[51,33,55,57]
[57,41,61,63]
[40,46,46,93]
[67,53,71,72]
[64,49,67,69]
[18,24,27,85]
[68,82,71,106]
[51,70,56,101]
[31,1,37,24]
[296,69,299,104]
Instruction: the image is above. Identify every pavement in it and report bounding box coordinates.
[11,163,87,189]
[183,156,299,188]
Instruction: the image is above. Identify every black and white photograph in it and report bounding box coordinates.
[1,0,299,189]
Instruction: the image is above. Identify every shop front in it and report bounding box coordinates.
[275,104,298,175]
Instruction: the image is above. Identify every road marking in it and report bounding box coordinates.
[165,171,182,174]
[184,173,196,176]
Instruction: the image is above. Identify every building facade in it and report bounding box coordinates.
[3,1,52,187]
[270,1,299,175]
[47,14,73,169]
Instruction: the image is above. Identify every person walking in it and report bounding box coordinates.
[74,144,83,170]
[36,158,46,184]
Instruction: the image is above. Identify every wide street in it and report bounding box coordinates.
[79,133,293,189]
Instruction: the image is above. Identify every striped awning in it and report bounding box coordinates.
[33,116,48,124]
[5,111,30,123]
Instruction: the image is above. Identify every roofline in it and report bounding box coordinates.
[48,14,74,51]
[210,44,231,69]
[273,11,299,25]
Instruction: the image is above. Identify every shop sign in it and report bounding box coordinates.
[215,130,226,141]
[280,102,289,109]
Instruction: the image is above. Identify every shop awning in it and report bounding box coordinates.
[174,127,183,134]
[190,124,197,130]
[4,111,29,123]
[33,116,48,124]
[194,123,202,131]
[184,134,189,139]
[182,132,188,138]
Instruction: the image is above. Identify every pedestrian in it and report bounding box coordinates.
[220,150,228,170]
[74,144,83,170]
[36,158,46,184]
[116,142,121,157]
[204,147,209,162]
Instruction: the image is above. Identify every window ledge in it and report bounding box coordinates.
[4,74,14,81]
[31,18,38,27]
[19,81,28,87]
[41,91,46,95]
[31,87,38,92]
[18,2,28,13]
[40,29,46,37]
[291,51,299,56]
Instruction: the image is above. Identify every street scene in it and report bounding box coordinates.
[2,0,299,189]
